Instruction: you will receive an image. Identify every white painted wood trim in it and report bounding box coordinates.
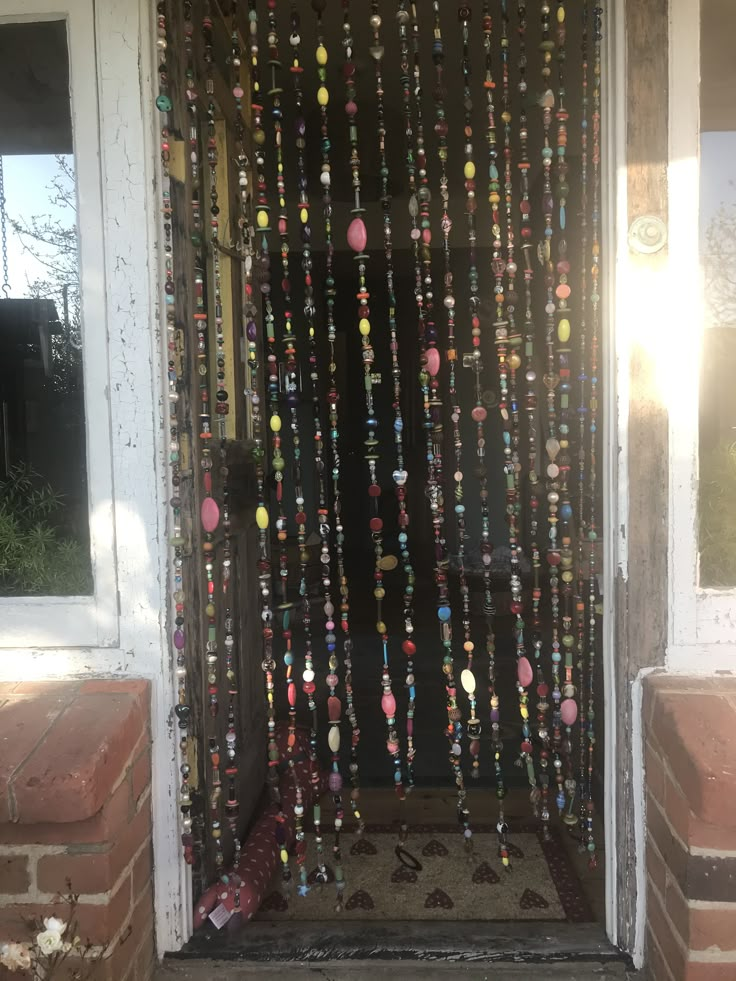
[668,0,701,652]
[0,0,118,650]
[0,0,190,955]
[603,0,627,951]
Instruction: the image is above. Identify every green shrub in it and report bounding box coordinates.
[0,465,92,596]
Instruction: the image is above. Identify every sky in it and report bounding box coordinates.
[1,154,74,297]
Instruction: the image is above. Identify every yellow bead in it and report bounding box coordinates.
[270,414,281,432]
[520,705,529,720]
[509,352,522,370]
[374,588,385,599]
[317,86,329,106]
[300,207,308,224]
[558,318,571,343]
[557,5,566,21]
[280,848,289,865]
[206,603,215,618]
[359,318,371,336]
[316,44,328,65]
[256,210,268,228]
[256,506,269,530]
[464,160,476,180]
[376,621,387,634]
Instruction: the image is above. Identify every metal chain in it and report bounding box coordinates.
[0,156,9,296]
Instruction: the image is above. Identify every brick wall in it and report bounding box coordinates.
[0,680,155,981]
[644,675,736,981]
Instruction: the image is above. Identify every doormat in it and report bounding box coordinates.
[255,823,594,923]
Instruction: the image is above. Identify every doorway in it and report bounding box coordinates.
[160,0,612,956]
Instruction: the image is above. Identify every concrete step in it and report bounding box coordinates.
[156,960,639,981]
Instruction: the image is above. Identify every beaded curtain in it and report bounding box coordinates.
[156,0,603,910]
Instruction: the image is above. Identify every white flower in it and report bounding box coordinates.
[0,941,32,971]
[42,917,66,936]
[36,929,64,954]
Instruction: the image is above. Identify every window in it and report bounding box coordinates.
[0,0,117,648]
[0,19,91,597]
[698,0,736,588]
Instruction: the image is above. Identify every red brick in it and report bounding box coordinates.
[647,834,668,898]
[78,680,150,703]
[646,739,666,805]
[74,872,132,946]
[0,774,132,848]
[12,692,146,825]
[0,875,131,948]
[118,884,153,954]
[647,687,736,829]
[665,871,691,946]
[0,853,30,894]
[37,792,151,896]
[689,820,736,854]
[130,749,151,805]
[0,694,69,821]
[12,681,80,696]
[647,927,676,981]
[648,882,688,981]
[132,838,153,899]
[132,927,155,981]
[683,962,736,981]
[665,770,694,847]
[689,906,736,952]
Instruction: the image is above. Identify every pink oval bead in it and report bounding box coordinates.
[561,698,578,726]
[425,346,441,377]
[422,229,432,244]
[278,219,287,235]
[517,655,533,688]
[347,217,367,252]
[328,695,342,721]
[406,720,414,736]
[328,772,343,792]
[387,740,400,753]
[381,692,397,718]
[201,497,220,533]
[471,406,487,422]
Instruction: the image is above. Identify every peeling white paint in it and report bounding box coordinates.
[0,0,187,957]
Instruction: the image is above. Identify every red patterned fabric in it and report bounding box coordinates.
[193,725,324,930]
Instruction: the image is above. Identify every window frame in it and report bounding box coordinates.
[668,0,736,662]
[0,0,118,649]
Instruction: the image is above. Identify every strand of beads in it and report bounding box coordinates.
[370,1,417,803]
[500,2,532,823]
[184,0,221,880]
[396,4,429,789]
[478,1,509,868]
[311,0,353,909]
[499,2,528,830]
[202,7,228,881]
[539,0,560,836]
[266,0,312,898]
[552,0,578,824]
[156,0,194,867]
[515,0,548,831]
[222,0,253,885]
[431,1,481,781]
[576,0,590,840]
[289,0,330,888]
[484,0,536,820]
[583,0,603,870]
[250,0,291,888]
[342,0,404,807]
[403,0,472,845]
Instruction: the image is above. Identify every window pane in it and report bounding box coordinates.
[0,20,92,596]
